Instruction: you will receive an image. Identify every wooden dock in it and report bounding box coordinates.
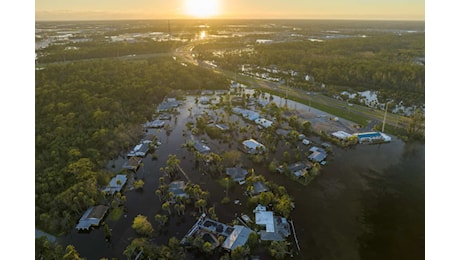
[290,219,301,252]
[176,164,191,183]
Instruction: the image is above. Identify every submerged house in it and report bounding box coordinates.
[242,139,266,154]
[194,141,211,154]
[123,157,142,171]
[226,168,249,184]
[180,213,254,252]
[169,181,189,199]
[221,225,254,251]
[102,174,128,195]
[75,205,109,231]
[253,204,291,241]
[255,118,273,128]
[308,146,327,163]
[250,181,270,196]
[127,142,150,157]
[277,161,312,177]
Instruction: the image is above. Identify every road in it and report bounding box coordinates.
[40,40,409,133]
[172,43,409,132]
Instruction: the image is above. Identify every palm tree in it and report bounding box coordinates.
[174,203,181,216]
[196,199,208,213]
[162,201,171,215]
[154,214,168,226]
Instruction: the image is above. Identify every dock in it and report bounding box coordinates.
[289,219,301,252]
[176,164,191,183]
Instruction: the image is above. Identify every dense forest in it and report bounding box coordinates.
[37,40,179,63]
[35,58,229,234]
[195,33,425,107]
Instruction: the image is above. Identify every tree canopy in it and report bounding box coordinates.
[35,58,229,234]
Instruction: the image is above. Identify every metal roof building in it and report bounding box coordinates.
[254,205,275,233]
[194,141,211,153]
[103,174,128,195]
[242,139,266,154]
[222,225,254,251]
[308,151,327,162]
[226,168,248,183]
[75,205,109,231]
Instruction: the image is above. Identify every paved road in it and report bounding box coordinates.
[173,43,409,131]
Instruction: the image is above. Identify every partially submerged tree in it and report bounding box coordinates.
[132,214,154,237]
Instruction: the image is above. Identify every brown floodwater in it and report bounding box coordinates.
[59,95,424,260]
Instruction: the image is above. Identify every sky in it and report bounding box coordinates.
[35,0,425,21]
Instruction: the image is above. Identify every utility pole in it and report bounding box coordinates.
[285,78,288,108]
[168,20,171,40]
[382,101,391,133]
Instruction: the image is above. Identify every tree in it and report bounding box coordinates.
[162,201,172,215]
[247,232,258,250]
[269,159,279,173]
[123,238,155,259]
[302,120,311,134]
[133,179,144,190]
[165,154,181,180]
[155,189,163,202]
[168,237,186,259]
[259,191,275,206]
[154,214,168,226]
[195,199,207,213]
[274,194,293,218]
[202,241,214,254]
[103,223,112,241]
[231,246,250,260]
[269,240,291,259]
[63,245,83,260]
[132,214,154,237]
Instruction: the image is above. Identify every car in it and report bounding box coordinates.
[302,139,310,145]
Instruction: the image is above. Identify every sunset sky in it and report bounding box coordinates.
[35,0,425,21]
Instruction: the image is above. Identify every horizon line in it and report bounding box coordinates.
[35,17,425,22]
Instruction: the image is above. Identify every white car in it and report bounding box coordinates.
[302,139,310,145]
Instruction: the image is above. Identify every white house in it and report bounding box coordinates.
[255,118,273,128]
[242,139,266,154]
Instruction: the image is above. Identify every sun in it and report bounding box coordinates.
[184,0,220,18]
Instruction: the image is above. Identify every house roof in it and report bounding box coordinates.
[123,157,141,170]
[288,162,307,173]
[75,205,109,230]
[254,207,275,233]
[103,174,127,195]
[242,139,265,150]
[253,205,291,241]
[252,181,269,195]
[226,168,248,181]
[194,142,211,153]
[169,181,188,197]
[308,151,327,162]
[332,131,351,140]
[222,225,254,251]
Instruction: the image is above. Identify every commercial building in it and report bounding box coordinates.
[354,131,391,143]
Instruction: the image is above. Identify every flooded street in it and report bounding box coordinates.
[59,94,424,260]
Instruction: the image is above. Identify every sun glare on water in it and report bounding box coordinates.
[184,0,220,18]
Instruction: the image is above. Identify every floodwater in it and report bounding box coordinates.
[58,95,424,260]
